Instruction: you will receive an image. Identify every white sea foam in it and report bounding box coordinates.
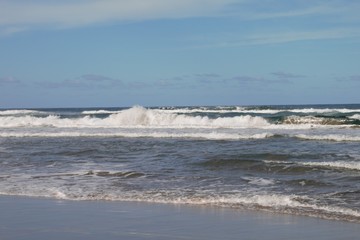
[285,108,360,114]
[1,106,359,141]
[295,134,360,142]
[262,159,360,171]
[283,116,346,125]
[236,194,360,219]
[0,131,274,140]
[349,114,360,120]
[0,115,64,127]
[2,107,360,117]
[0,106,270,129]
[242,177,276,186]
[157,108,280,114]
[82,110,123,114]
[1,188,359,221]
[2,106,358,131]
[301,161,360,171]
[98,193,360,220]
[0,109,42,115]
[157,107,360,115]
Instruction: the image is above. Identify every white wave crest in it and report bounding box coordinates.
[157,107,360,115]
[0,109,42,115]
[0,115,63,127]
[283,116,346,125]
[0,106,270,129]
[2,189,359,221]
[295,134,360,142]
[81,110,123,114]
[286,108,360,114]
[0,131,274,140]
[242,177,276,186]
[105,106,268,128]
[157,107,280,114]
[349,114,360,120]
[301,161,360,171]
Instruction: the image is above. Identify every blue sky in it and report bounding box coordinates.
[0,0,359,108]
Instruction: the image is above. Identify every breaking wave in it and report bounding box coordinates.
[349,114,360,120]
[0,109,43,115]
[295,134,360,142]
[301,161,360,171]
[156,107,360,114]
[282,116,347,126]
[0,131,274,140]
[0,106,270,129]
[1,106,360,141]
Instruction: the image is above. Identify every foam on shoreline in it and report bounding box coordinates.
[0,195,359,240]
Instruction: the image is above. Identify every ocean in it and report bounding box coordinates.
[0,104,360,222]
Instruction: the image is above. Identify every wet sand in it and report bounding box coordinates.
[0,196,359,240]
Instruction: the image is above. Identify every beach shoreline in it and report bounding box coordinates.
[0,195,359,240]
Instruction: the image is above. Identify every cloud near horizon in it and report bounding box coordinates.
[271,72,306,79]
[35,71,298,91]
[0,76,21,85]
[37,74,123,89]
[337,75,360,82]
[156,72,299,88]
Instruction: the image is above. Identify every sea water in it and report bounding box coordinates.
[0,104,360,222]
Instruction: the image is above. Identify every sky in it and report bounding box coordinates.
[0,0,360,108]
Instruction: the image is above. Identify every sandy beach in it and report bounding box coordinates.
[0,196,359,240]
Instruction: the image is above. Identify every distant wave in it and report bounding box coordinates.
[0,110,43,115]
[284,108,360,114]
[156,107,360,115]
[155,107,279,114]
[1,106,358,129]
[79,106,360,115]
[1,107,359,137]
[81,110,123,114]
[0,131,274,140]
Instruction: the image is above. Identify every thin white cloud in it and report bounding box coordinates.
[181,0,360,48]
[0,0,236,29]
[0,26,27,36]
[227,0,360,22]
[194,28,360,48]
[246,29,360,45]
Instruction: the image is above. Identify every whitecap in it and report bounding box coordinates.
[0,106,270,129]
[301,161,360,171]
[295,134,360,142]
[349,114,360,120]
[242,177,276,186]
